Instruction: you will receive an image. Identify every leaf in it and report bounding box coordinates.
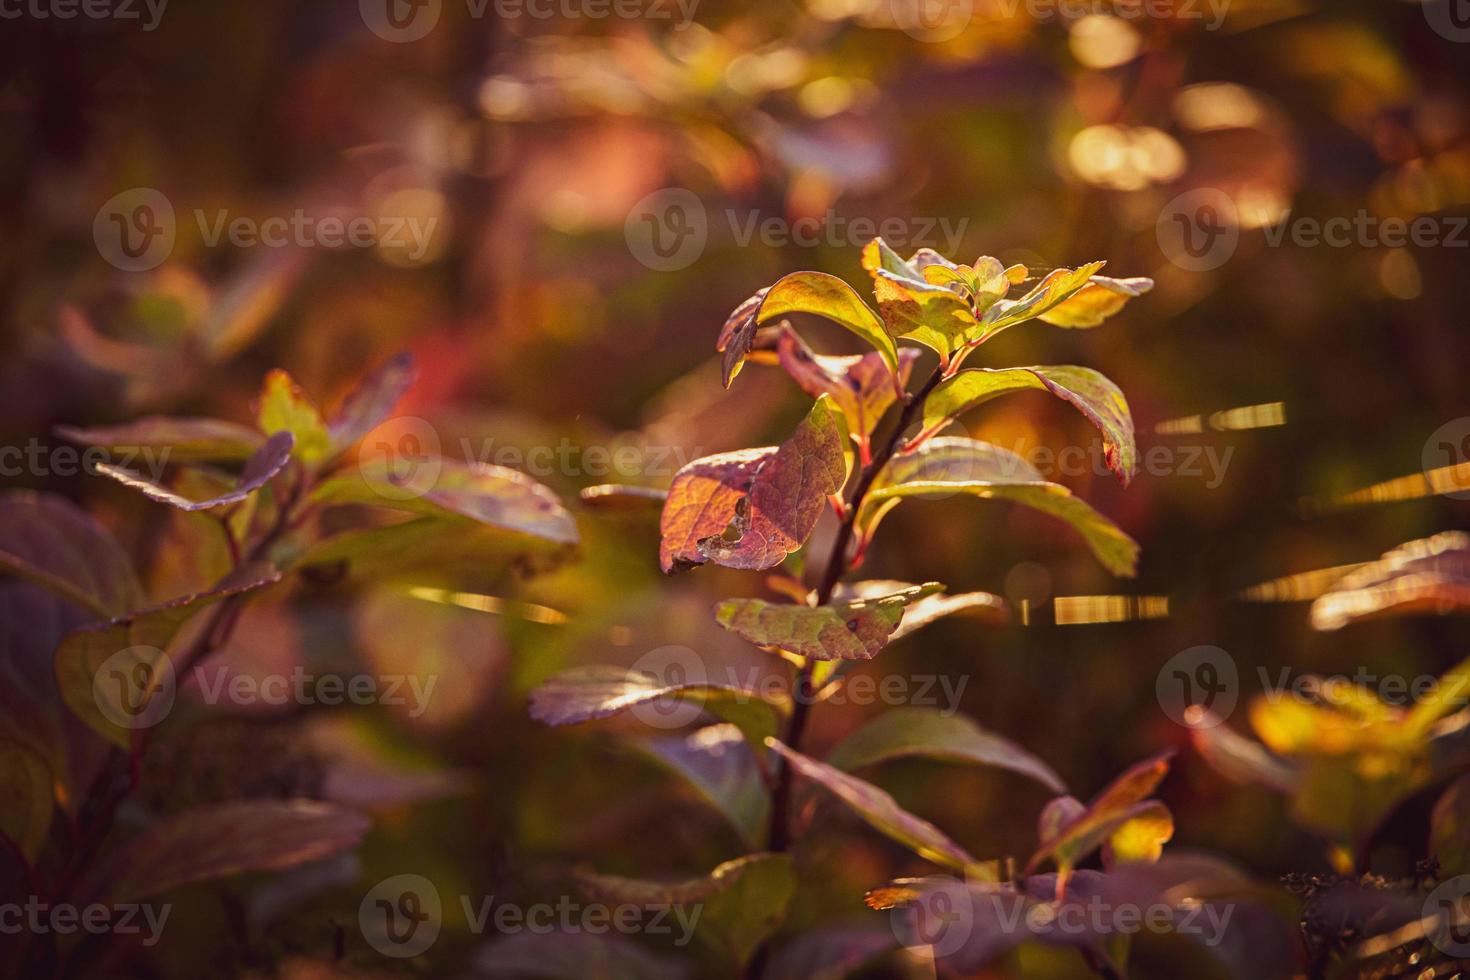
[312,457,579,546]
[0,738,52,860]
[579,484,670,511]
[773,323,920,443]
[77,799,369,904]
[658,449,773,572]
[637,724,769,847]
[92,431,294,512]
[660,397,848,574]
[54,563,281,747]
[829,579,1009,638]
[1310,531,1470,631]
[716,287,769,388]
[978,262,1107,339]
[1103,803,1174,867]
[255,369,331,464]
[570,855,796,968]
[1038,276,1155,329]
[200,249,308,360]
[765,739,985,874]
[1028,750,1174,877]
[860,239,981,360]
[918,366,1137,484]
[1432,774,1470,877]
[696,853,796,968]
[528,666,781,750]
[296,517,577,579]
[713,583,941,662]
[826,707,1065,793]
[1190,720,1297,793]
[55,416,266,462]
[758,272,901,380]
[864,438,1139,577]
[326,351,417,456]
[0,490,142,620]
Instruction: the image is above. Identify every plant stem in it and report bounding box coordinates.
[764,365,945,852]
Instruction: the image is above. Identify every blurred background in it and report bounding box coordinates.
[3,0,1470,975]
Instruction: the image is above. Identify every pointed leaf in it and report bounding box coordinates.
[92,431,294,512]
[774,324,919,442]
[717,288,769,388]
[255,369,331,464]
[1039,276,1154,329]
[312,457,578,546]
[920,366,1137,484]
[697,853,796,968]
[766,739,984,874]
[326,352,417,456]
[1310,531,1470,631]
[78,799,369,904]
[1028,751,1173,875]
[658,449,772,572]
[826,707,1065,793]
[978,262,1106,339]
[713,584,941,662]
[637,724,769,847]
[54,563,281,747]
[56,416,266,462]
[865,438,1139,577]
[757,272,900,378]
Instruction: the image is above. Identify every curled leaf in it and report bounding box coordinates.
[1310,531,1470,631]
[92,431,294,512]
[774,324,919,443]
[1039,275,1154,328]
[326,351,417,456]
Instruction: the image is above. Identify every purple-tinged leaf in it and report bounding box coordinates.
[637,724,769,847]
[1311,531,1470,631]
[826,707,1065,793]
[1028,750,1174,879]
[1190,718,1297,793]
[0,490,141,620]
[765,739,984,874]
[297,517,577,579]
[0,739,52,860]
[92,431,294,512]
[773,323,920,442]
[658,449,772,572]
[696,395,849,571]
[78,799,369,904]
[919,365,1137,484]
[717,288,769,388]
[580,484,670,511]
[56,416,266,462]
[326,352,417,456]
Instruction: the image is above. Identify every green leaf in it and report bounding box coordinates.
[862,238,978,359]
[1028,750,1173,877]
[826,707,1065,793]
[296,516,578,579]
[864,437,1139,577]
[1038,275,1154,329]
[1432,774,1470,878]
[0,738,53,860]
[830,579,1009,639]
[712,583,942,661]
[765,739,990,876]
[696,853,797,968]
[92,431,294,512]
[977,262,1107,339]
[55,416,267,462]
[637,724,769,847]
[528,666,781,750]
[54,563,281,747]
[773,323,920,443]
[77,799,369,904]
[760,272,901,378]
[312,457,579,546]
[919,366,1137,484]
[255,369,331,464]
[675,395,849,572]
